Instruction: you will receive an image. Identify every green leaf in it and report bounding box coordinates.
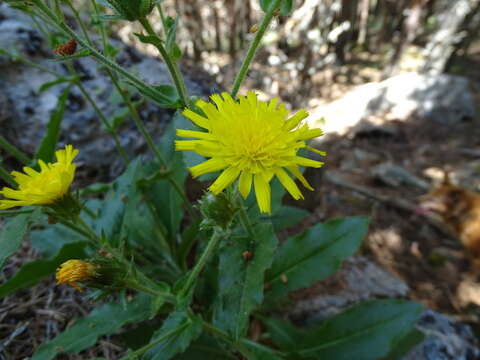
[94,159,143,243]
[297,300,423,360]
[141,112,188,238]
[265,216,369,298]
[261,317,304,351]
[280,0,294,15]
[143,311,203,360]
[260,0,294,15]
[0,211,39,270]
[53,49,92,61]
[35,84,72,163]
[39,77,76,93]
[261,301,422,359]
[0,242,87,298]
[176,334,235,359]
[31,294,153,360]
[213,223,278,340]
[165,18,182,61]
[30,224,85,258]
[381,328,425,360]
[271,205,309,232]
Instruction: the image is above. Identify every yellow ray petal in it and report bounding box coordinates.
[239,170,253,199]
[287,166,314,191]
[254,173,271,214]
[189,158,227,178]
[209,167,241,194]
[182,109,210,129]
[275,168,303,200]
[176,129,213,140]
[284,109,309,131]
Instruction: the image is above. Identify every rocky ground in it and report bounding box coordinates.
[1,2,480,359]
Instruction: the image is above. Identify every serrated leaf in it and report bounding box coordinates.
[143,311,203,360]
[93,159,143,243]
[0,210,40,270]
[262,301,422,359]
[213,223,278,340]
[265,216,369,298]
[0,242,87,298]
[297,300,423,359]
[271,205,309,232]
[35,84,72,163]
[31,294,153,360]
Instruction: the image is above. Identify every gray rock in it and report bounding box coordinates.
[405,310,480,360]
[0,3,216,179]
[372,162,430,190]
[290,256,480,360]
[308,72,477,138]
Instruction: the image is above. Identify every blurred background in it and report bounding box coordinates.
[1,0,480,358]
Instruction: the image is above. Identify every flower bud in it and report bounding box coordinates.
[198,192,238,230]
[103,0,156,21]
[56,256,128,292]
[56,260,96,292]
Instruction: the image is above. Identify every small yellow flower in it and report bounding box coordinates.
[176,92,325,214]
[56,259,96,292]
[0,145,78,210]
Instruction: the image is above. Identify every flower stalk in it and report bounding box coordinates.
[231,0,283,97]
[138,16,191,109]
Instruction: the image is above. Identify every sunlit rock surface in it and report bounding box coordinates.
[309,72,476,138]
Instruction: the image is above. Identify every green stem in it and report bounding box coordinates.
[0,166,16,187]
[0,209,34,216]
[119,322,189,360]
[66,0,92,46]
[138,17,190,108]
[0,136,31,165]
[58,218,94,241]
[32,0,175,106]
[125,279,175,303]
[3,47,63,77]
[156,4,169,34]
[178,230,223,298]
[230,0,282,97]
[237,197,255,239]
[65,62,130,165]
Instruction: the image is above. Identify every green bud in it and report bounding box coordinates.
[100,0,158,21]
[198,192,238,230]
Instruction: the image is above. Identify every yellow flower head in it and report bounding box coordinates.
[176,92,325,214]
[56,259,96,292]
[0,145,78,210]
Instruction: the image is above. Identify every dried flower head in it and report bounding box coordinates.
[0,145,78,209]
[56,260,96,292]
[54,39,77,56]
[176,92,325,214]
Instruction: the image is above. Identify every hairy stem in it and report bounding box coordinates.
[231,0,282,97]
[138,17,191,108]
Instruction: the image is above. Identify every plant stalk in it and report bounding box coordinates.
[231,0,282,97]
[178,230,223,298]
[0,136,31,165]
[138,17,191,109]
